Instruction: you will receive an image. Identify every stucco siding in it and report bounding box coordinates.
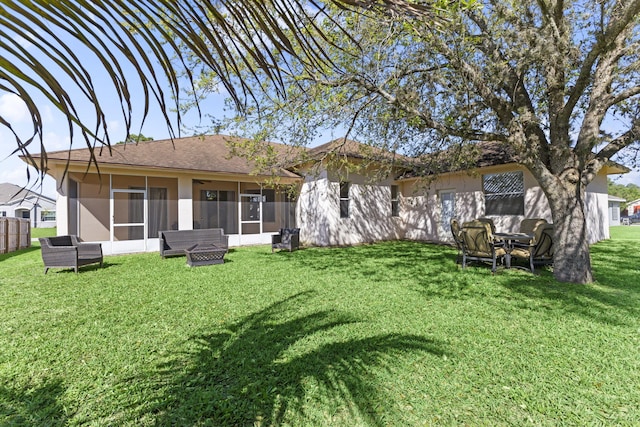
[399,166,610,244]
[297,167,402,246]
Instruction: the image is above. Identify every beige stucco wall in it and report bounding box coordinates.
[400,165,609,245]
[299,162,612,247]
[297,166,402,246]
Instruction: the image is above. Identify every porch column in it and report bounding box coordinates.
[56,169,69,235]
[178,176,193,230]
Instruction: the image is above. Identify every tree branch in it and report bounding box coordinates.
[562,0,640,122]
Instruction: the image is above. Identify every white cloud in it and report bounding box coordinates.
[0,93,29,123]
[43,131,71,152]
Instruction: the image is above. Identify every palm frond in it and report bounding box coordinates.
[0,0,435,179]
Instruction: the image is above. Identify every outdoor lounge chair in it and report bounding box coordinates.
[39,235,103,274]
[460,220,506,273]
[509,224,554,273]
[272,228,300,252]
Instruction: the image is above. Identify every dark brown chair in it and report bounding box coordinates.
[272,228,300,253]
[39,235,103,274]
[460,220,506,273]
[509,224,554,273]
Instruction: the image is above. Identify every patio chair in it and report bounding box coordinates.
[509,224,554,273]
[272,228,300,253]
[519,218,548,235]
[450,218,464,264]
[39,235,103,274]
[477,217,496,234]
[460,220,506,273]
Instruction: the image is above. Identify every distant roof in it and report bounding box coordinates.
[608,195,626,202]
[400,141,629,178]
[0,182,55,205]
[35,135,302,179]
[26,135,630,181]
[307,138,412,163]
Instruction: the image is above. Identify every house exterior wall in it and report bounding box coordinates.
[626,198,640,215]
[400,166,609,245]
[608,202,621,226]
[296,165,402,247]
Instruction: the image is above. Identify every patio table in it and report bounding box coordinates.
[494,232,533,268]
[185,243,226,266]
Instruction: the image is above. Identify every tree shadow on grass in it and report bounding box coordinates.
[0,245,40,262]
[488,240,640,325]
[142,291,446,426]
[304,240,640,326]
[0,379,67,426]
[290,240,455,283]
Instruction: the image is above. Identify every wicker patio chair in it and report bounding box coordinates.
[509,224,554,273]
[272,228,300,253]
[39,235,103,274]
[460,220,506,273]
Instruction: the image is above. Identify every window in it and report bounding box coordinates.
[148,187,167,238]
[483,171,524,215]
[339,182,350,218]
[262,189,276,222]
[391,185,400,217]
[200,190,238,233]
[440,190,455,226]
[40,211,56,222]
[0,211,6,217]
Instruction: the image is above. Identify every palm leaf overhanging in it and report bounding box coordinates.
[0,0,435,180]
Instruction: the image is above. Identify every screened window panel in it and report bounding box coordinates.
[483,172,524,215]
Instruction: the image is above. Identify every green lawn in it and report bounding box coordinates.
[1,236,639,425]
[30,227,57,239]
[609,224,640,240]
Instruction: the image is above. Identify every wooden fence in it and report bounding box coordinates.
[0,218,31,254]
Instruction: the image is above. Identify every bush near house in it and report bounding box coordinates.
[0,238,638,425]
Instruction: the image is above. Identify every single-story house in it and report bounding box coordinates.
[0,182,56,228]
[26,135,626,255]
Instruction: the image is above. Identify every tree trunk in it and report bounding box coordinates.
[546,181,594,284]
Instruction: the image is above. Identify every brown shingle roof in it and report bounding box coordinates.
[40,135,302,179]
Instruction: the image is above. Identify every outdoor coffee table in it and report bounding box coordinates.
[185,244,226,266]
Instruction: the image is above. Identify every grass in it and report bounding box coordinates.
[1,233,639,425]
[609,224,640,240]
[30,227,57,239]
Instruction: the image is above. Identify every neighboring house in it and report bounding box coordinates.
[0,182,56,228]
[608,195,625,226]
[626,198,640,215]
[25,135,627,255]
